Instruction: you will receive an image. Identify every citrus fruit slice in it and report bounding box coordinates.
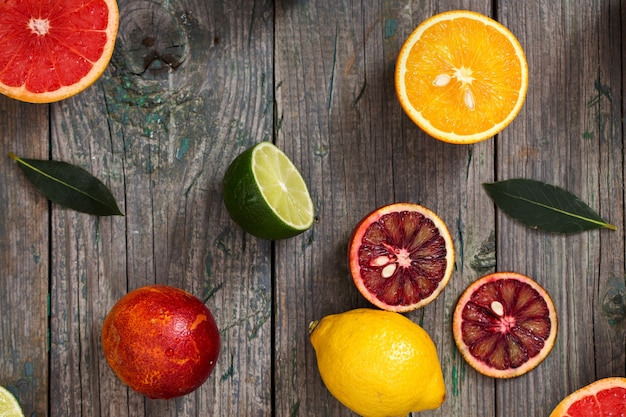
[222,142,314,240]
[0,385,25,417]
[452,272,557,378]
[309,308,446,417]
[348,203,455,312]
[549,377,626,416]
[0,0,119,103]
[395,10,528,144]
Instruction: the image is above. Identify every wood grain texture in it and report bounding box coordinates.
[497,1,625,416]
[0,0,625,416]
[0,98,49,417]
[49,0,274,416]
[273,1,497,416]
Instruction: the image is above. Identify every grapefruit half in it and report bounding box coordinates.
[549,377,626,416]
[0,0,119,103]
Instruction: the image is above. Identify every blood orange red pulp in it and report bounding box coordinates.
[102,285,220,399]
[0,0,119,103]
[452,272,557,378]
[549,377,626,416]
[348,203,455,312]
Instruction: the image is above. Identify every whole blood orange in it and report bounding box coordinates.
[101,285,220,399]
[0,0,119,103]
[348,203,455,312]
[549,377,626,416]
[452,272,557,378]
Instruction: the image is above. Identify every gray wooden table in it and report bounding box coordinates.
[1,0,624,416]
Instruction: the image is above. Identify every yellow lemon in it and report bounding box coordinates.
[309,308,446,417]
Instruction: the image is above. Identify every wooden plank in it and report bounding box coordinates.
[273,1,497,416]
[49,90,130,417]
[593,0,626,380]
[48,0,274,415]
[2,1,624,416]
[496,1,625,415]
[0,99,49,416]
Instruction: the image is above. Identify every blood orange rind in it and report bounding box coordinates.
[0,0,119,103]
[101,285,220,399]
[452,272,557,378]
[549,377,626,416]
[348,202,455,313]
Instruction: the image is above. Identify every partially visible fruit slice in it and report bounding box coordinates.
[0,385,25,417]
[549,377,626,417]
[452,272,557,378]
[0,0,119,103]
[222,142,314,240]
[395,10,528,144]
[348,203,455,312]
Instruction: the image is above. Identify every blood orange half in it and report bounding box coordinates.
[452,272,557,378]
[549,377,626,416]
[348,203,455,312]
[0,0,119,103]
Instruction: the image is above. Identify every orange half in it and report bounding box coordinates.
[395,10,528,144]
[0,0,119,103]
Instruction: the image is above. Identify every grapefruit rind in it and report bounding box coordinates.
[348,202,455,313]
[452,272,558,379]
[0,0,119,103]
[394,10,528,144]
[549,377,626,417]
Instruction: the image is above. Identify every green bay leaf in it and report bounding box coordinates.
[483,178,615,234]
[9,153,124,216]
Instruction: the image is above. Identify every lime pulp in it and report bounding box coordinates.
[222,142,314,240]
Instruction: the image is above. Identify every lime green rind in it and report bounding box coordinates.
[222,142,314,241]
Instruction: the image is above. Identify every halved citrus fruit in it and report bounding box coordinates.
[222,142,314,240]
[348,203,455,312]
[452,272,557,378]
[395,10,528,144]
[0,385,25,417]
[549,377,626,416]
[0,0,119,103]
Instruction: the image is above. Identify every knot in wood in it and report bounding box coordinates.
[117,1,189,80]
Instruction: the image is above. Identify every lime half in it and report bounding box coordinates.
[0,386,24,417]
[222,142,314,240]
